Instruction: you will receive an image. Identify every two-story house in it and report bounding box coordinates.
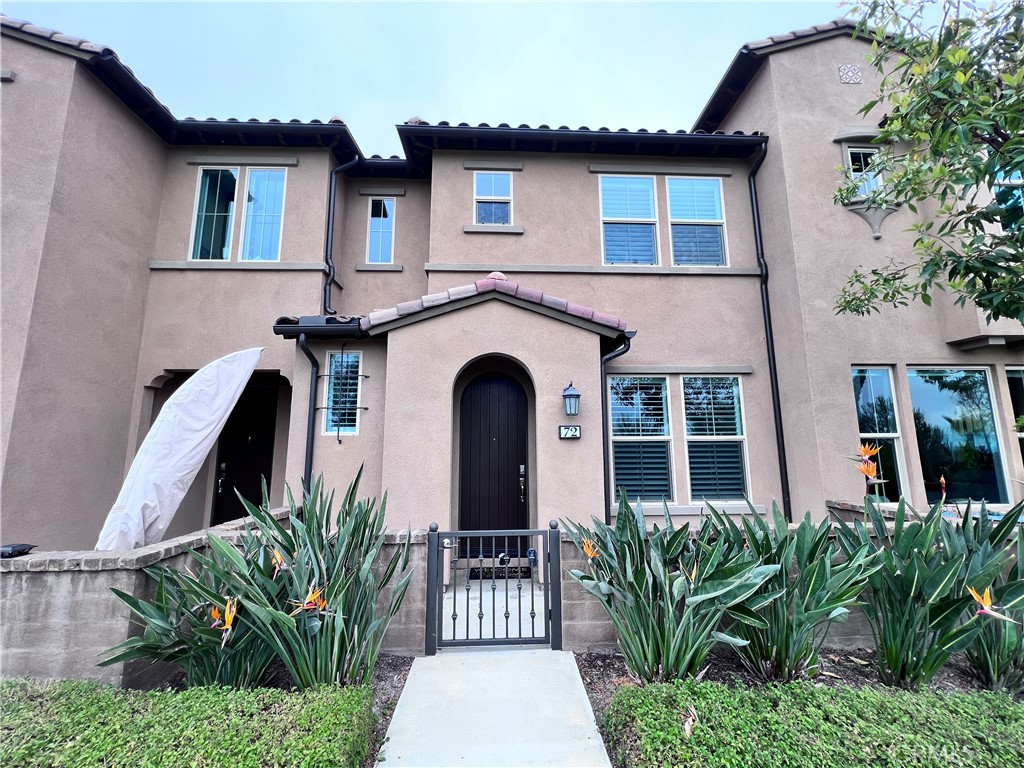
[2,16,1021,554]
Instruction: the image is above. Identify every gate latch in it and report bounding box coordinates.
[442,538,456,550]
[527,548,538,568]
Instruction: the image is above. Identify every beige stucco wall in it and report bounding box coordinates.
[1,47,168,550]
[720,35,1024,513]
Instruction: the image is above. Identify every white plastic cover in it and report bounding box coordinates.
[96,347,264,550]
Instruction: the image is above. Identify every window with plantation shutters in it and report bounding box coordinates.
[601,176,658,265]
[668,178,726,266]
[683,377,747,501]
[324,351,362,435]
[609,376,672,500]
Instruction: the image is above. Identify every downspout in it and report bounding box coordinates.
[601,331,637,525]
[297,333,319,497]
[322,156,360,315]
[748,140,794,522]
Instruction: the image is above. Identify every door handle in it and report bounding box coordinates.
[519,478,525,503]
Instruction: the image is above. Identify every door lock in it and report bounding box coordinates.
[519,477,525,502]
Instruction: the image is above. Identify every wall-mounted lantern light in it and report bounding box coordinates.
[562,382,581,417]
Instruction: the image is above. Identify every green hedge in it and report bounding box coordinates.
[604,680,1024,768]
[0,680,374,768]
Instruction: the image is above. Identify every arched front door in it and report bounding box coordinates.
[458,371,529,553]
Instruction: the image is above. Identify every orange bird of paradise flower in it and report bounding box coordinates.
[857,460,878,479]
[967,586,1019,624]
[220,598,237,647]
[857,443,882,459]
[289,585,326,616]
[582,538,599,560]
[271,549,288,579]
[209,606,222,629]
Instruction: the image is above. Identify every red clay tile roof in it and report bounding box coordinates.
[359,272,628,334]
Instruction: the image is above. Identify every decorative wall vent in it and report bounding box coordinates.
[839,64,863,84]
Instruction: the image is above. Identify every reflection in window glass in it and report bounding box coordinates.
[474,172,512,225]
[191,168,238,260]
[241,169,285,261]
[995,170,1023,231]
[908,369,1007,504]
[1008,370,1024,468]
[367,198,395,264]
[851,368,904,502]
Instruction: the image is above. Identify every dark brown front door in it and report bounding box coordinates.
[211,383,278,525]
[459,371,529,554]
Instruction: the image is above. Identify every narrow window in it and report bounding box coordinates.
[191,168,238,260]
[1008,369,1024,468]
[324,351,362,435]
[683,377,747,501]
[846,146,882,199]
[851,368,906,502]
[600,176,657,265]
[240,168,286,261]
[609,376,672,501]
[668,177,726,266]
[367,198,396,264]
[908,369,1008,504]
[474,172,512,225]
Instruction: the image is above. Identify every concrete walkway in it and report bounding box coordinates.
[377,648,612,768]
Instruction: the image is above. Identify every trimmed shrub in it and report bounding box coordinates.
[603,679,1024,768]
[0,679,374,768]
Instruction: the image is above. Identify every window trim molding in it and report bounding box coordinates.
[365,196,397,265]
[473,170,514,226]
[187,165,240,262]
[852,366,911,506]
[681,375,750,504]
[237,167,287,263]
[607,374,678,503]
[599,174,661,267]
[322,350,363,437]
[666,175,730,268]
[907,365,1015,506]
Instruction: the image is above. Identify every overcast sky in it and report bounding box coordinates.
[4,1,848,157]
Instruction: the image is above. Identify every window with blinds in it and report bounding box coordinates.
[474,172,512,225]
[601,176,658,265]
[668,178,726,266]
[609,376,672,500]
[324,351,362,435]
[683,377,747,501]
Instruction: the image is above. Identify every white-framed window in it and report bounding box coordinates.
[323,351,362,436]
[845,145,883,199]
[667,177,727,266]
[366,197,396,264]
[239,168,286,261]
[1007,368,1024,468]
[190,167,239,260]
[609,376,673,501]
[474,171,512,225]
[851,367,908,503]
[682,376,748,502]
[600,175,658,265]
[907,368,1010,504]
[190,166,286,261]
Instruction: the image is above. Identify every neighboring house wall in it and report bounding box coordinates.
[1,41,167,550]
[719,35,1024,513]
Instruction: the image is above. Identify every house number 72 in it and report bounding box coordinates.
[558,425,582,439]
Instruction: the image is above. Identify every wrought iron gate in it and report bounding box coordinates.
[425,522,562,654]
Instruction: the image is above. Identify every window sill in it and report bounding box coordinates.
[356,264,403,272]
[425,263,759,276]
[151,261,326,271]
[463,224,525,235]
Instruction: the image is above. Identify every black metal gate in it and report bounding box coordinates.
[425,522,562,654]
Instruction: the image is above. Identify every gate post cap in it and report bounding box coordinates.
[549,520,559,529]
[429,522,439,532]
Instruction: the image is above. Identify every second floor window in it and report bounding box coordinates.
[601,176,657,265]
[190,167,286,261]
[367,198,396,264]
[846,146,882,199]
[191,168,238,260]
[474,172,512,225]
[995,169,1023,231]
[668,177,726,266]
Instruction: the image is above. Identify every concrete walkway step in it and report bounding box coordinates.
[377,648,611,768]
